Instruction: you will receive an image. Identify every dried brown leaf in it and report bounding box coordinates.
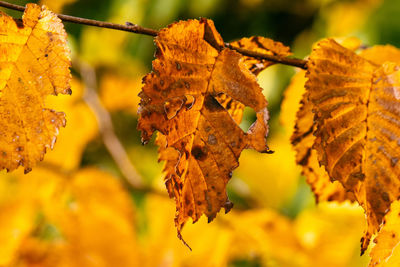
[231,36,292,75]
[306,39,400,253]
[137,19,282,238]
[292,90,354,203]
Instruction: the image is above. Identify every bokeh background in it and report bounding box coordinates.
[1,0,399,266]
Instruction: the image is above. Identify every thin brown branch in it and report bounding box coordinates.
[224,43,308,69]
[76,59,144,189]
[0,0,308,69]
[0,0,158,36]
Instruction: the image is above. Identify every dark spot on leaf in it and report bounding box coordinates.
[185,196,191,205]
[191,146,207,161]
[152,71,160,79]
[47,32,54,41]
[382,192,390,202]
[299,148,311,166]
[225,99,233,110]
[391,157,398,167]
[187,209,193,216]
[65,88,72,95]
[184,81,190,89]
[204,95,223,112]
[13,18,24,29]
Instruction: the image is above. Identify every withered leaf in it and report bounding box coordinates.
[286,71,353,203]
[138,19,285,239]
[217,36,291,125]
[231,36,292,75]
[306,38,400,253]
[292,91,354,203]
[0,4,71,173]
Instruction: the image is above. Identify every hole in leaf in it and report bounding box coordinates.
[239,106,256,132]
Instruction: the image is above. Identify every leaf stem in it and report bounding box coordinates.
[0,0,308,69]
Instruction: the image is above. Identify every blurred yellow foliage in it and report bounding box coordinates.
[322,0,382,37]
[100,72,143,114]
[235,135,300,209]
[39,0,77,13]
[2,167,139,267]
[44,78,98,171]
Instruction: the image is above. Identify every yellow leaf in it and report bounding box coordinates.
[369,200,400,266]
[0,4,71,173]
[360,45,400,65]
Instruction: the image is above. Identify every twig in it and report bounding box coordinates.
[0,0,158,36]
[76,59,144,189]
[0,0,308,69]
[225,43,307,69]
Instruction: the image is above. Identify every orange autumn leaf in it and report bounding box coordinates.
[231,36,292,75]
[291,90,354,203]
[282,39,363,204]
[0,4,71,173]
[137,18,287,239]
[215,36,291,125]
[304,38,400,253]
[287,71,354,203]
